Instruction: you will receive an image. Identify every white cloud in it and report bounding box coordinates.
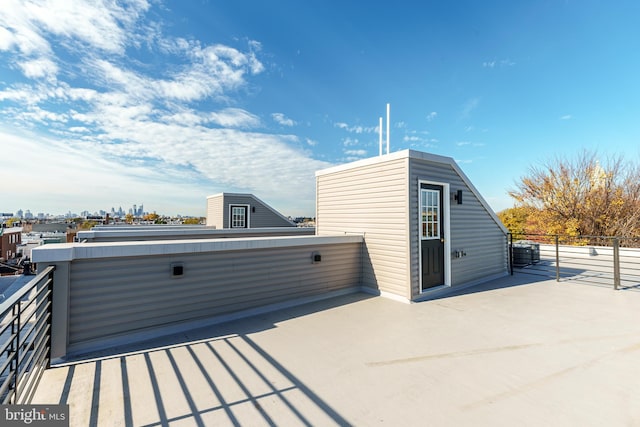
[344,149,366,156]
[455,159,473,164]
[210,108,260,128]
[335,121,375,134]
[0,129,205,215]
[560,114,572,120]
[0,0,153,89]
[426,111,437,122]
[456,141,485,148]
[272,112,296,126]
[483,59,515,68]
[17,57,58,79]
[342,148,368,161]
[0,86,46,103]
[306,138,317,146]
[0,1,327,216]
[0,0,149,55]
[342,137,360,146]
[0,26,15,50]
[13,106,68,123]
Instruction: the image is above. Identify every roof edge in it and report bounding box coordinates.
[32,235,362,262]
[315,149,456,177]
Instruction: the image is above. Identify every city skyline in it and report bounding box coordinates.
[3,203,200,220]
[2,1,640,217]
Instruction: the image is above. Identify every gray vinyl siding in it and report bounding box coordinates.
[224,194,294,228]
[65,241,361,352]
[409,158,508,297]
[222,194,252,227]
[317,158,410,298]
[207,193,295,228]
[205,194,224,228]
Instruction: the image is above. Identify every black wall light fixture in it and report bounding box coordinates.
[171,262,184,277]
[453,190,463,204]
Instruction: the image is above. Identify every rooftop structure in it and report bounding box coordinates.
[315,149,508,301]
[206,193,296,229]
[12,149,622,425]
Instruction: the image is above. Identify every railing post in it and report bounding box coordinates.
[9,305,18,403]
[613,238,620,290]
[46,268,54,368]
[15,301,21,403]
[555,234,560,282]
[508,233,513,276]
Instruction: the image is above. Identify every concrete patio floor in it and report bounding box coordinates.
[33,274,640,426]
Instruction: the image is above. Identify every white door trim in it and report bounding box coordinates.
[418,179,451,293]
[228,204,250,228]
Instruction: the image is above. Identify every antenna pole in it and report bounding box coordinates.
[386,103,390,154]
[379,117,383,156]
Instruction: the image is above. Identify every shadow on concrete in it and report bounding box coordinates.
[57,332,352,426]
[53,293,370,426]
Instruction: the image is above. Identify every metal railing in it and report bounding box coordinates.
[0,266,55,404]
[508,233,640,290]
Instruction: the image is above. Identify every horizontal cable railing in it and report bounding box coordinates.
[508,233,640,290]
[0,266,55,404]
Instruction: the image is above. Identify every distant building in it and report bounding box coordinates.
[0,227,22,261]
[206,193,296,228]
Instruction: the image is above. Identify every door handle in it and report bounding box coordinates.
[440,238,445,243]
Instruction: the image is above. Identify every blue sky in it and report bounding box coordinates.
[2,0,640,217]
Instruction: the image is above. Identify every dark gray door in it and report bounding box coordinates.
[421,183,444,290]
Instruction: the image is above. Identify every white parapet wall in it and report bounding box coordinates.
[32,235,363,360]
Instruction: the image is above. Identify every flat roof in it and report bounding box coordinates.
[1,227,23,234]
[32,274,640,425]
